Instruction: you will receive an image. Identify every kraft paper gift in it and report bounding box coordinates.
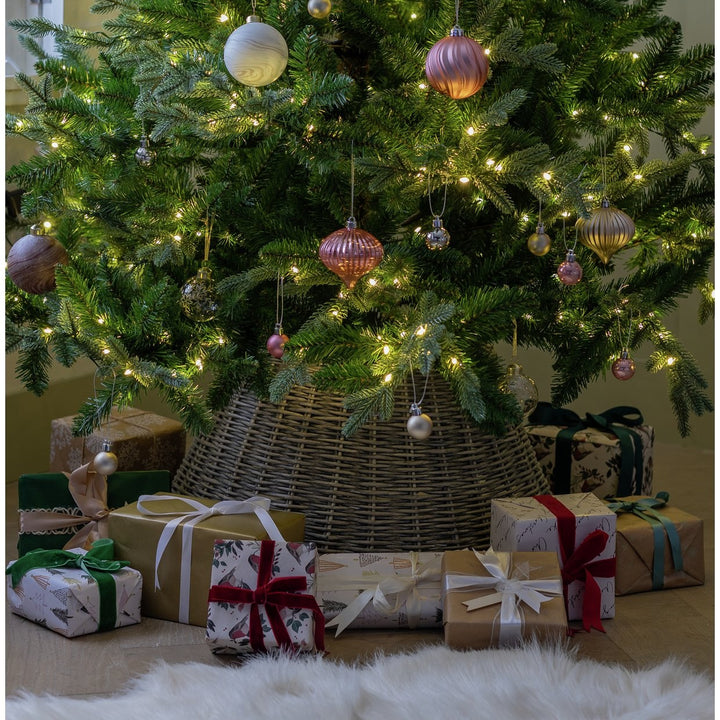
[17,465,170,556]
[6,539,142,638]
[318,551,443,635]
[108,492,305,627]
[491,493,616,629]
[606,494,705,595]
[49,406,186,477]
[206,539,324,655]
[442,549,567,649]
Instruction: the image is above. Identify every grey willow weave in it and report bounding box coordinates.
[173,376,549,552]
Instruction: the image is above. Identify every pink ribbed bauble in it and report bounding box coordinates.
[7,224,68,294]
[319,218,383,288]
[425,26,489,100]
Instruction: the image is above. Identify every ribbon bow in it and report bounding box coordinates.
[443,548,563,646]
[208,540,325,653]
[606,492,682,590]
[136,494,285,624]
[528,402,645,496]
[324,552,441,637]
[534,495,615,632]
[6,538,128,632]
[19,462,110,550]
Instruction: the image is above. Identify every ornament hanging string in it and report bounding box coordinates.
[512,319,518,361]
[275,271,285,331]
[428,176,448,219]
[203,214,213,263]
[409,366,431,415]
[617,312,634,352]
[349,140,355,222]
[455,0,460,26]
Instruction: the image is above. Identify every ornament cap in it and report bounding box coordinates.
[620,349,629,359]
[506,362,523,377]
[197,266,213,280]
[432,216,443,229]
[345,216,358,230]
[536,222,545,233]
[450,24,465,37]
[601,197,611,208]
[565,249,576,262]
[29,223,48,236]
[101,439,111,452]
[246,14,261,23]
[409,402,422,416]
[274,322,283,335]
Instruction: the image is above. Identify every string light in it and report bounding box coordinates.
[383,373,393,383]
[667,356,676,366]
[459,176,470,183]
[102,348,110,355]
[368,278,378,286]
[466,127,475,135]
[383,345,390,355]
[43,327,53,335]
[219,13,229,22]
[542,171,552,180]
[124,368,133,376]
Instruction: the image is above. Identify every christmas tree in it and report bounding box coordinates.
[6,0,714,440]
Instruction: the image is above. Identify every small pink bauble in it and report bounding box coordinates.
[557,249,583,285]
[612,351,636,380]
[266,332,289,359]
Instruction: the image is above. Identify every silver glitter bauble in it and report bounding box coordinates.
[134,136,156,167]
[499,362,539,417]
[425,216,451,251]
[307,0,332,18]
[180,266,218,322]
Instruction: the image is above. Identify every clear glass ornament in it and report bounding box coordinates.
[557,249,583,285]
[307,0,332,18]
[425,216,451,250]
[135,136,156,167]
[499,362,539,417]
[180,266,218,322]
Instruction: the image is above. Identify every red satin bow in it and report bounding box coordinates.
[208,540,325,653]
[534,495,615,632]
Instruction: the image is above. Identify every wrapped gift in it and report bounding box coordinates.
[606,493,705,595]
[49,406,186,477]
[525,403,653,499]
[108,493,305,626]
[318,551,443,636]
[442,548,567,649]
[6,539,142,637]
[17,464,171,556]
[207,539,324,655]
[491,493,616,630]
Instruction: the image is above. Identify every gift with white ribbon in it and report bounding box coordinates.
[319,551,443,636]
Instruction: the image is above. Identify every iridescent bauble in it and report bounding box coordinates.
[611,350,636,380]
[407,408,433,440]
[266,331,289,359]
[6,224,68,294]
[557,249,583,285]
[134,136,156,167]
[527,222,551,256]
[499,362,539,417]
[93,444,118,475]
[180,266,218,322]
[319,217,384,288]
[576,198,635,264]
[223,15,288,87]
[425,216,451,250]
[307,0,331,18]
[425,25,489,100]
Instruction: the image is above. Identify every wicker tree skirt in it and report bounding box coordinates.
[173,378,550,552]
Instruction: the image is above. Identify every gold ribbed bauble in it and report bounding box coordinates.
[319,217,384,289]
[6,224,68,294]
[425,25,489,100]
[576,198,635,264]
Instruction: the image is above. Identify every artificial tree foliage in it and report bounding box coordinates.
[6,0,713,438]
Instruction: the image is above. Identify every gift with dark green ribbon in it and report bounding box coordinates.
[526,402,651,498]
[6,538,142,636]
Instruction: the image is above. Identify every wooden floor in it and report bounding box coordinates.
[5,442,714,699]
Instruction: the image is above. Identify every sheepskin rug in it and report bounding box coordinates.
[6,643,713,720]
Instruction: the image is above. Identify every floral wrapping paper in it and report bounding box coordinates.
[6,550,142,637]
[318,551,443,631]
[525,423,654,499]
[206,539,320,654]
[490,493,616,621]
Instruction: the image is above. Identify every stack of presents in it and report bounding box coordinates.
[7,403,705,654]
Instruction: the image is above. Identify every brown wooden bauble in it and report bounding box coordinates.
[7,226,69,294]
[576,198,635,264]
[319,218,383,289]
[425,27,489,100]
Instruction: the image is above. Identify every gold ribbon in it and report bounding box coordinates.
[19,461,110,551]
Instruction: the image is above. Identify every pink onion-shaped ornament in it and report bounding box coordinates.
[611,350,636,380]
[319,217,384,288]
[425,25,489,100]
[576,198,635,264]
[266,324,289,359]
[557,249,583,285]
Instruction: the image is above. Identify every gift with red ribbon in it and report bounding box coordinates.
[206,539,325,655]
[490,492,616,630]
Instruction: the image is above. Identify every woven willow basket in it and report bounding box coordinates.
[173,376,549,552]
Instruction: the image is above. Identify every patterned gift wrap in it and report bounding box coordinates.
[49,406,186,477]
[206,539,325,655]
[525,404,653,499]
[6,539,142,638]
[491,493,616,630]
[319,551,443,635]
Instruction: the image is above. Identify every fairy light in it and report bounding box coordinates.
[331,310,339,316]
[51,140,59,148]
[195,358,203,369]
[486,159,495,167]
[219,13,229,22]
[43,221,52,230]
[631,52,639,60]
[623,144,631,152]
[124,368,133,376]
[418,82,427,89]
[495,164,503,172]
[102,348,110,355]
[42,327,53,335]
[561,211,570,218]
[415,325,426,336]
[291,265,299,274]
[196,230,203,237]
[571,110,579,116]
[466,126,475,136]
[218,337,225,345]
[368,278,378,286]
[175,211,183,219]
[459,177,470,183]
[633,173,643,180]
[542,171,552,180]
[414,226,422,233]
[450,357,459,366]
[97,317,105,325]
[383,373,393,383]
[410,12,417,19]
[173,234,182,241]
[667,356,676,366]
[383,345,390,355]
[484,48,490,56]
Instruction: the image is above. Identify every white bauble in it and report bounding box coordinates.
[407,412,433,440]
[93,450,118,475]
[223,15,288,87]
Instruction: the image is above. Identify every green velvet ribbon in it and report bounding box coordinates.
[6,538,129,631]
[528,402,645,496]
[606,492,683,591]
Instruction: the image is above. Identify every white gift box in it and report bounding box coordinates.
[6,548,142,637]
[318,551,443,635]
[490,493,616,622]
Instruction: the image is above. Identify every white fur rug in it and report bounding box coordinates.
[6,643,713,720]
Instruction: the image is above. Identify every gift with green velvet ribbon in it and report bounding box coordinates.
[7,538,129,632]
[606,492,683,591]
[527,402,646,496]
